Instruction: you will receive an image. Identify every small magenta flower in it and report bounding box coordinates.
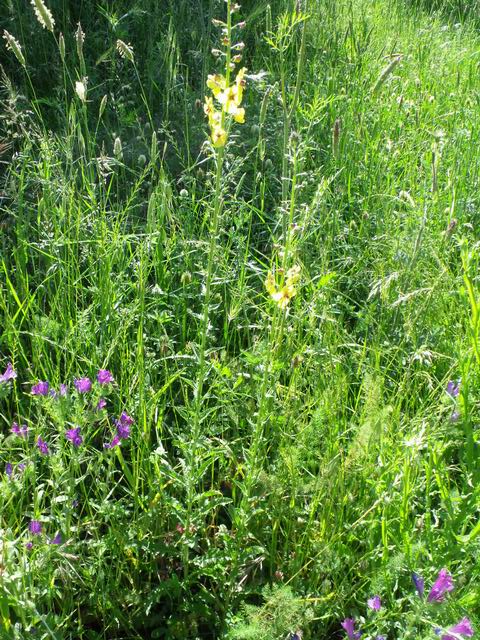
[96,398,107,411]
[441,617,474,640]
[116,411,133,439]
[11,422,28,438]
[104,434,121,449]
[412,572,425,597]
[450,410,461,423]
[97,369,114,385]
[367,596,381,611]
[446,380,460,398]
[29,520,42,535]
[36,436,49,455]
[0,362,17,383]
[428,568,454,603]
[25,541,33,550]
[6,462,13,477]
[59,383,68,396]
[49,532,62,545]
[342,619,361,640]
[74,377,92,393]
[32,381,49,396]
[65,427,83,447]
[18,463,26,472]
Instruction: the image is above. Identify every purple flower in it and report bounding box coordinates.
[428,568,454,603]
[0,362,17,383]
[367,596,381,611]
[116,411,133,439]
[412,572,425,597]
[74,377,92,393]
[11,422,28,438]
[441,618,474,640]
[450,410,461,423]
[18,463,26,472]
[104,434,121,449]
[32,381,49,396]
[376,637,386,640]
[29,520,42,535]
[36,437,49,455]
[342,619,362,640]
[65,427,83,447]
[6,462,13,477]
[446,380,460,398]
[97,369,114,385]
[72,498,79,508]
[96,398,107,411]
[49,532,62,545]
[25,541,33,550]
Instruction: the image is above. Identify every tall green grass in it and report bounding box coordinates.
[1,0,480,638]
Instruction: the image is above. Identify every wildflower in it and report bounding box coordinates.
[96,398,107,410]
[49,532,62,545]
[446,380,460,398]
[0,362,17,383]
[59,384,68,396]
[5,462,13,477]
[116,412,133,439]
[412,572,425,597]
[116,39,134,63]
[25,541,33,550]
[207,73,226,97]
[97,369,114,385]
[18,463,26,472]
[265,265,301,310]
[75,80,87,102]
[441,618,474,640]
[74,377,92,393]
[32,381,49,396]
[367,596,382,611]
[36,437,49,455]
[428,568,454,603]
[342,618,361,640]
[104,434,121,449]
[31,0,55,32]
[29,520,42,535]
[11,422,28,438]
[450,410,460,423]
[3,31,26,67]
[65,427,83,447]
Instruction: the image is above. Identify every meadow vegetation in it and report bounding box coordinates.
[1,0,480,638]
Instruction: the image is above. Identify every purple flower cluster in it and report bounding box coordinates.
[25,519,62,549]
[65,427,83,447]
[446,379,461,422]
[11,422,28,438]
[104,411,133,449]
[0,362,16,384]
[32,381,49,396]
[412,568,454,602]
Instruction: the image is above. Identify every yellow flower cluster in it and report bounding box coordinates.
[265,265,301,310]
[204,67,247,148]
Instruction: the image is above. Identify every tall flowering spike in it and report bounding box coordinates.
[97,369,114,385]
[74,377,92,393]
[0,362,17,383]
[36,437,49,455]
[3,31,26,67]
[31,0,55,32]
[76,22,85,59]
[367,596,381,611]
[29,520,42,535]
[65,427,83,447]
[412,572,425,597]
[32,381,49,396]
[428,568,454,603]
[116,40,134,63]
[441,618,474,640]
[341,619,361,640]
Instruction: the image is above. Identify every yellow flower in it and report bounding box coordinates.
[235,67,247,105]
[264,266,301,310]
[233,107,245,124]
[211,126,227,148]
[207,74,226,97]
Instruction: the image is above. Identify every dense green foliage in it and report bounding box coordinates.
[1,0,480,638]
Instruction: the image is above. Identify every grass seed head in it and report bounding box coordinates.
[116,40,134,63]
[3,31,26,67]
[31,0,55,33]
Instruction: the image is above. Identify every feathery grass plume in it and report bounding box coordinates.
[3,31,26,67]
[75,80,87,102]
[58,33,65,60]
[113,136,123,160]
[116,40,134,63]
[373,55,402,93]
[31,0,55,33]
[332,117,341,158]
[76,23,85,60]
[99,94,108,119]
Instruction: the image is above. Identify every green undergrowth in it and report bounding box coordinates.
[1,0,480,638]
